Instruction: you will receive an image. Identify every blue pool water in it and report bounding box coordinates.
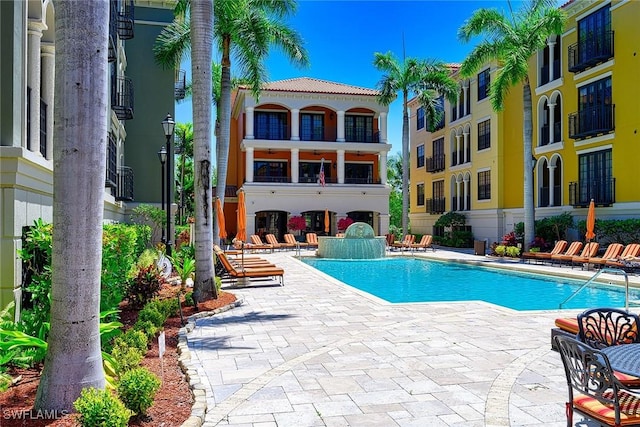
[302,257,638,311]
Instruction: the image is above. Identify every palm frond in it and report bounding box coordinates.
[458,8,511,42]
[153,19,191,68]
[266,23,310,67]
[459,42,500,77]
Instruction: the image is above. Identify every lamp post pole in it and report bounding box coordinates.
[162,113,175,257]
[157,146,167,246]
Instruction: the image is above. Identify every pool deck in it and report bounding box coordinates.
[183,248,640,427]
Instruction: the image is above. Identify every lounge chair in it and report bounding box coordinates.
[216,250,284,286]
[605,243,640,269]
[306,232,319,248]
[550,241,584,265]
[265,233,295,250]
[391,234,415,250]
[569,241,600,268]
[581,243,624,268]
[249,235,274,252]
[522,240,567,263]
[410,235,434,252]
[284,233,308,249]
[385,233,395,248]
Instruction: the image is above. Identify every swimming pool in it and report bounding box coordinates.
[302,257,637,311]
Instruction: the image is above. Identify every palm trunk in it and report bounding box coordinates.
[522,79,535,251]
[215,35,232,246]
[401,90,410,236]
[191,0,216,301]
[34,0,108,410]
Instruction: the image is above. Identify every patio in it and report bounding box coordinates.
[183,249,640,426]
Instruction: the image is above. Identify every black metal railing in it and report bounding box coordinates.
[299,176,337,184]
[345,177,381,184]
[105,134,117,188]
[108,1,118,62]
[569,178,615,207]
[212,185,238,198]
[538,185,562,207]
[451,196,458,211]
[426,198,446,214]
[451,152,458,167]
[426,154,445,172]
[39,99,47,157]
[568,30,614,73]
[117,0,134,40]
[254,176,291,183]
[115,166,134,201]
[111,76,134,120]
[540,124,550,146]
[344,131,380,143]
[175,69,186,100]
[568,104,614,139]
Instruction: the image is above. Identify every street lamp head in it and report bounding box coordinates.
[158,146,167,165]
[162,113,175,138]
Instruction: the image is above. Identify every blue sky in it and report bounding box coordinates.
[174,0,530,156]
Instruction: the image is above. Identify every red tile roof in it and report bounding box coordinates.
[258,77,380,96]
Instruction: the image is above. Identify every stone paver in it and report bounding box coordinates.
[185,249,639,426]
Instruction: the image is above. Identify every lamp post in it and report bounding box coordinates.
[162,113,175,256]
[157,146,167,245]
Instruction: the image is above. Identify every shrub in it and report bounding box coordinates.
[102,224,140,312]
[184,291,195,307]
[133,320,158,340]
[145,298,178,320]
[505,246,521,257]
[494,245,506,256]
[501,231,518,247]
[114,329,148,353]
[117,367,161,416]
[125,265,162,309]
[74,387,132,427]
[110,342,144,375]
[287,215,307,232]
[337,217,354,231]
[136,249,159,270]
[138,306,166,328]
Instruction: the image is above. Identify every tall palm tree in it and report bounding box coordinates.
[190,0,216,301]
[458,0,565,250]
[174,122,194,224]
[374,52,458,236]
[34,0,108,410]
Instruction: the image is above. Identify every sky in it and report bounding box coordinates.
[174,0,532,157]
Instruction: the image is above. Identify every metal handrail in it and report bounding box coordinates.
[559,267,629,311]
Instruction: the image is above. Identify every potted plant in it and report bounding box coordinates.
[337,217,354,232]
[287,215,307,239]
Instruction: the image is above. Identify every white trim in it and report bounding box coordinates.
[535,141,565,155]
[573,133,614,148]
[475,115,491,124]
[576,143,613,155]
[535,78,564,96]
[255,157,289,162]
[574,66,613,84]
[610,0,629,12]
[476,166,491,173]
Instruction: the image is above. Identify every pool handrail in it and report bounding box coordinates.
[559,267,629,311]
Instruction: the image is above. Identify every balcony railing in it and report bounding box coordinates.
[569,178,615,207]
[115,166,134,201]
[426,198,446,214]
[344,177,381,184]
[39,99,47,157]
[111,76,134,120]
[212,185,238,198]
[175,69,186,100]
[105,135,117,188]
[426,154,445,173]
[108,1,118,62]
[117,0,134,40]
[538,185,562,207]
[568,30,614,73]
[568,104,614,139]
[345,131,380,143]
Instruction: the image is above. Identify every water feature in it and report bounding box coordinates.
[316,222,386,259]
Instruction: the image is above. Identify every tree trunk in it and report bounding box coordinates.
[191,0,216,301]
[522,79,535,251]
[34,1,108,410]
[215,35,232,246]
[401,90,410,236]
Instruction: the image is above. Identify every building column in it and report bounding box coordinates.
[336,110,345,142]
[463,84,469,116]
[27,21,45,154]
[463,176,469,210]
[245,107,254,139]
[463,131,469,163]
[337,149,345,184]
[456,179,462,211]
[548,40,556,81]
[547,103,556,144]
[245,147,254,183]
[291,108,300,141]
[379,151,387,185]
[41,43,55,160]
[291,148,299,183]
[378,112,387,143]
[548,165,556,206]
[455,134,461,165]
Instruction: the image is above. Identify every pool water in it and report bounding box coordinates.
[302,257,637,311]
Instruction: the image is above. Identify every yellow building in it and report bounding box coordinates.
[410,0,640,245]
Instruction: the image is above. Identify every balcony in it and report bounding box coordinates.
[175,69,186,100]
[115,166,134,202]
[426,198,446,214]
[117,0,134,40]
[568,104,614,139]
[345,131,380,144]
[344,177,381,184]
[569,178,615,207]
[212,185,238,198]
[426,154,445,173]
[111,76,134,120]
[108,1,118,62]
[568,30,614,73]
[105,135,117,188]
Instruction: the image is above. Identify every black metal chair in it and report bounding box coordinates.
[577,307,640,349]
[555,335,640,427]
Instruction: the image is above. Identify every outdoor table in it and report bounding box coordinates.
[602,344,640,377]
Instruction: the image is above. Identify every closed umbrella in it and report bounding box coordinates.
[324,209,330,234]
[237,191,246,242]
[586,199,596,241]
[215,198,227,241]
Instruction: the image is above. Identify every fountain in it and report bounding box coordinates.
[316,222,386,259]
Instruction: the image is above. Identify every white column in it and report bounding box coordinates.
[379,151,387,185]
[548,40,556,82]
[548,165,556,206]
[245,107,254,139]
[456,179,462,211]
[463,84,469,116]
[463,176,470,210]
[41,43,55,160]
[455,134,461,165]
[336,111,345,142]
[463,131,469,163]
[245,147,254,183]
[379,112,387,143]
[27,21,45,154]
[547,103,556,144]
[291,109,300,141]
[291,148,299,183]
[337,149,345,184]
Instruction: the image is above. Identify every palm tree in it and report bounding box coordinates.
[458,0,565,250]
[190,0,216,301]
[374,52,458,236]
[34,0,108,410]
[174,122,194,224]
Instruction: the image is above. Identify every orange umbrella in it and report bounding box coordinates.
[215,198,227,240]
[585,199,596,241]
[324,209,330,233]
[236,191,246,242]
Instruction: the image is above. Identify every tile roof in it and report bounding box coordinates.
[258,77,380,96]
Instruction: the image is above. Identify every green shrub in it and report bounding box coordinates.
[125,265,162,309]
[110,342,144,375]
[184,291,195,307]
[113,329,148,354]
[505,246,521,257]
[576,218,640,245]
[102,224,140,312]
[117,367,161,416]
[138,306,166,328]
[136,248,159,270]
[133,320,159,340]
[494,245,506,256]
[145,298,178,320]
[74,387,132,427]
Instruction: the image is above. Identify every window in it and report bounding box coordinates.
[478,119,491,150]
[345,163,374,184]
[417,183,425,206]
[105,133,117,188]
[427,137,445,172]
[416,107,425,130]
[478,69,490,101]
[578,149,613,205]
[299,162,330,183]
[434,96,445,130]
[427,180,445,213]
[345,115,374,142]
[417,145,425,168]
[478,170,491,200]
[254,161,288,182]
[254,111,287,140]
[300,113,324,141]
[570,76,613,138]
